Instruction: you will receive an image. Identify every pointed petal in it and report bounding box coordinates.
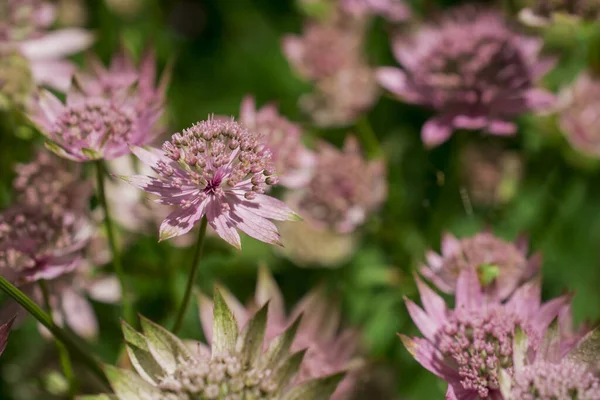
[415,275,447,323]
[197,291,215,344]
[537,318,560,363]
[422,116,454,148]
[140,316,194,374]
[455,269,483,311]
[256,265,286,328]
[61,288,98,339]
[405,297,439,341]
[19,29,94,60]
[281,372,345,400]
[206,201,241,249]
[376,67,422,103]
[87,276,122,303]
[441,233,461,256]
[104,365,163,400]
[159,199,207,241]
[239,303,268,365]
[512,325,528,372]
[566,326,600,374]
[239,194,300,221]
[399,335,458,380]
[121,321,165,385]
[211,288,239,357]
[229,205,282,246]
[29,60,75,92]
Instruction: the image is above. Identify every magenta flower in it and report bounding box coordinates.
[499,319,600,399]
[421,232,541,301]
[198,266,362,400]
[119,118,300,248]
[0,316,15,357]
[341,0,411,22]
[559,71,600,158]
[0,0,93,94]
[29,81,163,161]
[401,269,568,399]
[377,7,556,147]
[289,136,386,233]
[239,96,315,189]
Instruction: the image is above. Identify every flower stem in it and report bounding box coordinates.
[0,276,106,384]
[172,217,208,334]
[95,160,134,324]
[39,281,76,398]
[355,115,382,159]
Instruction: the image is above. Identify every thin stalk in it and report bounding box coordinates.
[39,281,76,398]
[355,116,382,159]
[172,217,208,334]
[0,276,106,383]
[95,160,133,324]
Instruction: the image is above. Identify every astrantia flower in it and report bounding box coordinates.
[93,289,344,400]
[240,96,315,189]
[198,267,362,399]
[519,0,600,26]
[499,320,600,399]
[29,83,162,161]
[558,71,600,158]
[377,7,556,147]
[13,151,91,216]
[421,232,541,301]
[120,118,299,248]
[341,0,410,22]
[0,0,93,97]
[0,205,92,285]
[283,20,379,127]
[401,269,567,399]
[290,136,386,233]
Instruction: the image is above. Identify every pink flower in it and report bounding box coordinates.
[341,0,411,22]
[401,269,568,399]
[239,96,315,189]
[198,266,362,400]
[377,7,556,147]
[0,0,93,93]
[559,71,600,158]
[289,136,386,233]
[421,232,541,301]
[119,117,300,248]
[28,81,163,161]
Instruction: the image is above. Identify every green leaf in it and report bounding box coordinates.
[212,287,239,356]
[239,302,268,366]
[104,365,163,400]
[281,372,345,400]
[140,316,193,375]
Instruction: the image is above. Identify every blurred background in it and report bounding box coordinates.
[1,0,600,399]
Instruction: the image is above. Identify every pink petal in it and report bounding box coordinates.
[453,115,488,130]
[525,88,556,111]
[415,276,447,324]
[455,269,483,311]
[533,296,569,333]
[61,288,98,339]
[19,29,94,60]
[376,67,422,103]
[506,278,541,317]
[206,200,241,249]
[422,116,454,148]
[239,95,257,127]
[87,276,122,303]
[197,291,215,344]
[399,335,458,380]
[130,146,168,170]
[238,194,299,221]
[487,120,517,136]
[441,233,460,257]
[405,297,439,341]
[29,60,76,92]
[256,266,286,329]
[229,206,282,246]
[159,198,208,241]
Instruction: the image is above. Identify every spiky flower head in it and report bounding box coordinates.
[499,320,600,399]
[198,267,362,399]
[0,0,93,96]
[95,289,344,400]
[0,204,92,285]
[401,269,568,399]
[119,117,299,248]
[13,151,91,216]
[28,81,162,161]
[340,0,410,22]
[421,232,541,301]
[559,71,600,158]
[239,96,315,189]
[290,136,386,233]
[519,0,600,26]
[377,6,556,147]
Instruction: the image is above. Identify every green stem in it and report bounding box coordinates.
[355,116,382,159]
[95,160,134,324]
[172,217,208,334]
[0,276,106,383]
[39,281,76,398]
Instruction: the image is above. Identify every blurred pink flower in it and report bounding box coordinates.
[0,0,93,93]
[0,316,15,357]
[239,96,315,188]
[290,136,386,233]
[401,270,568,399]
[377,7,556,147]
[29,82,163,161]
[559,71,600,158]
[198,267,362,400]
[421,232,541,301]
[341,0,410,22]
[119,118,299,248]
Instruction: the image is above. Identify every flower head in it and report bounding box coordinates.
[499,320,600,399]
[519,0,600,26]
[198,266,362,399]
[559,71,600,158]
[0,205,92,284]
[120,117,299,248]
[290,136,386,233]
[239,96,315,189]
[421,232,541,301]
[101,289,344,399]
[377,7,556,147]
[0,0,93,96]
[29,82,162,161]
[401,269,568,399]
